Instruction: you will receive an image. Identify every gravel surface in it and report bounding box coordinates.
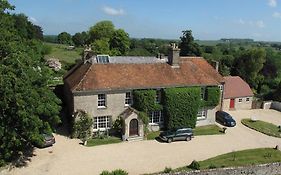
[2,109,281,175]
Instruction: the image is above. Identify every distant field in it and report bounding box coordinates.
[44,42,82,64]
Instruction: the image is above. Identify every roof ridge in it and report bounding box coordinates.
[73,64,92,91]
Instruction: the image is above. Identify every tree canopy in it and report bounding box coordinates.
[0,0,61,164]
[58,32,73,45]
[88,21,130,55]
[179,30,202,56]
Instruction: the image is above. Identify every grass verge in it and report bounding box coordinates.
[241,119,281,138]
[173,148,281,172]
[193,125,224,136]
[86,136,122,147]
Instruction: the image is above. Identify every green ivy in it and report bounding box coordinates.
[132,89,163,112]
[163,87,201,129]
[203,87,220,107]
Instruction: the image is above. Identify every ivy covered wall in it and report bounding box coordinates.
[132,86,221,130]
[163,87,201,129]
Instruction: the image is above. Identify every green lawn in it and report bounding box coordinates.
[146,125,223,140]
[44,42,83,64]
[193,125,224,136]
[86,136,122,147]
[174,148,281,172]
[241,119,281,138]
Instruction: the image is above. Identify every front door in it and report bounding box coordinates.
[230,99,235,109]
[129,119,138,136]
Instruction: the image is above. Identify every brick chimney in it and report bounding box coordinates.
[168,43,180,68]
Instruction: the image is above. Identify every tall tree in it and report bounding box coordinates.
[57,32,73,45]
[233,48,266,90]
[110,29,130,55]
[72,31,89,47]
[0,1,61,163]
[88,20,114,42]
[179,30,202,56]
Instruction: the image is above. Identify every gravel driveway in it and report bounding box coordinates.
[2,109,281,175]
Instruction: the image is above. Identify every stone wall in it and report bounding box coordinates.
[161,162,281,175]
[263,101,281,112]
[222,96,253,110]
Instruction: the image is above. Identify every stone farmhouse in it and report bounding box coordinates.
[63,45,225,140]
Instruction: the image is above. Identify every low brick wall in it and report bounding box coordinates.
[161,162,281,175]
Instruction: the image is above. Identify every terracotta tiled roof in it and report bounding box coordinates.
[64,57,224,92]
[223,76,254,99]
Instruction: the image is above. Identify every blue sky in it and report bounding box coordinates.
[9,0,281,41]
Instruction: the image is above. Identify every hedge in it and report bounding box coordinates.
[132,89,163,112]
[163,87,201,129]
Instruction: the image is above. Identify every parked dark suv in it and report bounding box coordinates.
[159,128,193,143]
[35,133,56,148]
[216,111,236,127]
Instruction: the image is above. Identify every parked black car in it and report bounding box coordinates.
[159,128,193,143]
[215,111,236,127]
[35,133,56,148]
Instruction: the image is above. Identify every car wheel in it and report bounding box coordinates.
[167,138,172,143]
[186,136,191,141]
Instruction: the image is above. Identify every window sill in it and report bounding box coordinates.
[197,117,207,121]
[97,106,107,110]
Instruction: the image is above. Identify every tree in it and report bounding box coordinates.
[0,1,61,163]
[92,38,111,55]
[57,32,73,45]
[89,20,115,42]
[72,31,89,47]
[179,30,202,56]
[110,29,130,55]
[233,48,266,90]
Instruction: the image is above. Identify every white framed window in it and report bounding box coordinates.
[155,90,161,103]
[125,92,132,106]
[149,111,163,124]
[98,94,106,108]
[246,97,250,102]
[200,87,206,100]
[93,116,111,130]
[238,98,242,103]
[218,85,223,91]
[197,109,207,120]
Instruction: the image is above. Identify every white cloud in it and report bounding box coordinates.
[273,12,281,18]
[268,0,277,7]
[256,20,265,28]
[102,6,125,16]
[28,16,38,24]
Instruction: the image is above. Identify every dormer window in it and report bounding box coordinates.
[96,55,110,64]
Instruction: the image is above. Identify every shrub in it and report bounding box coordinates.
[112,116,123,134]
[188,160,200,170]
[111,169,128,175]
[100,170,111,175]
[100,169,128,175]
[209,164,217,169]
[163,167,172,173]
[72,110,93,142]
[163,87,201,129]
